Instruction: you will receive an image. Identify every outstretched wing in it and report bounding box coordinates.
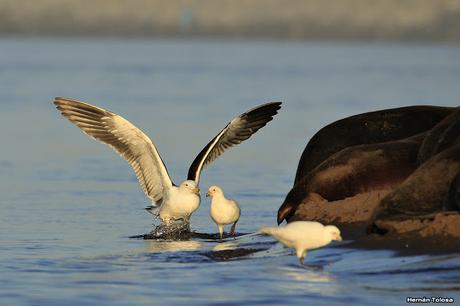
[54,97,174,204]
[188,102,282,184]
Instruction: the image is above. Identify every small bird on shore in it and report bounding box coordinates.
[258,221,342,265]
[206,185,241,240]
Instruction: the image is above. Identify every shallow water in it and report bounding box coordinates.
[0,38,459,305]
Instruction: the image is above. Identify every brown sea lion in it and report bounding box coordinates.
[371,143,460,235]
[294,106,453,185]
[447,172,460,211]
[417,107,460,164]
[372,109,460,225]
[278,133,425,224]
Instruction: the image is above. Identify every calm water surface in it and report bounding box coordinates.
[0,38,459,305]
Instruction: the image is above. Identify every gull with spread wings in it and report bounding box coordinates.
[54,98,281,224]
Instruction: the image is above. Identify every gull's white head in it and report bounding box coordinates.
[206,185,223,197]
[324,225,342,242]
[180,180,200,195]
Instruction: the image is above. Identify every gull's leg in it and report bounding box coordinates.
[299,256,305,266]
[181,217,191,231]
[218,224,224,241]
[297,249,307,266]
[230,221,238,239]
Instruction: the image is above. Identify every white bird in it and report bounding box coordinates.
[54,97,281,225]
[206,185,241,240]
[258,221,342,265]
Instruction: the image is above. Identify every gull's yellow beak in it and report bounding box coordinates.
[192,187,200,195]
[336,234,343,241]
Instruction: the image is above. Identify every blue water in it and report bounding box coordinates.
[0,38,459,305]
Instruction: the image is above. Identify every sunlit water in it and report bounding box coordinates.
[0,38,459,305]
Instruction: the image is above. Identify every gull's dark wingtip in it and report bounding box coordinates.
[273,101,282,113]
[263,101,282,111]
[263,101,282,116]
[245,101,282,118]
[265,101,282,106]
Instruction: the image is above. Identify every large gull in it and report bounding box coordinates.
[54,97,281,224]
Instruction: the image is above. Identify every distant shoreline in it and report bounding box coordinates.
[1,0,460,42]
[2,33,460,44]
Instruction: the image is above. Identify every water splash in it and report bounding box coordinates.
[144,219,192,240]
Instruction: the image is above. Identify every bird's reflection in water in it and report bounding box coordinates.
[281,266,333,282]
[277,266,340,296]
[211,232,272,252]
[212,240,239,251]
[144,240,202,253]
